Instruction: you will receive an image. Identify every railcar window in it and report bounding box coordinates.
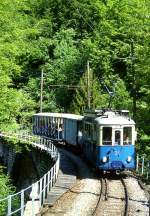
[84,123,93,141]
[103,127,112,145]
[93,124,97,141]
[123,127,132,145]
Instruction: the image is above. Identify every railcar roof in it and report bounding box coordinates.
[94,111,135,125]
[33,112,83,120]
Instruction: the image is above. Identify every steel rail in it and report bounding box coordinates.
[121,178,129,216]
[92,177,108,216]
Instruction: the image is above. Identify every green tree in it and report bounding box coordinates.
[0,0,149,136]
[0,167,17,215]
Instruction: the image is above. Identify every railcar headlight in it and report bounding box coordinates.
[102,156,107,163]
[127,156,132,163]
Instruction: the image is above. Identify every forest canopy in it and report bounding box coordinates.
[0,0,150,137]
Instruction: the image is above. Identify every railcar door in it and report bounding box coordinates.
[110,128,124,170]
[114,130,121,145]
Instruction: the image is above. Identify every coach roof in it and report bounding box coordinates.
[33,113,83,120]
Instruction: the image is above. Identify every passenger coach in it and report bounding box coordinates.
[32,112,83,145]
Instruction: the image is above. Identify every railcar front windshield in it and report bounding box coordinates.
[101,126,134,146]
[103,127,112,145]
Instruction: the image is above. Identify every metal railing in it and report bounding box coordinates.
[136,154,150,179]
[0,132,60,216]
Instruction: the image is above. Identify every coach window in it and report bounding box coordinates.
[40,117,42,134]
[123,127,132,145]
[103,127,112,145]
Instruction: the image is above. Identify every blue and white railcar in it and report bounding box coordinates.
[82,110,136,171]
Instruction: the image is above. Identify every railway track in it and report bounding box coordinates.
[93,176,130,216]
[41,146,148,216]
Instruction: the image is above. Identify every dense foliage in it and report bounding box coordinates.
[0,0,149,140]
[0,167,17,215]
